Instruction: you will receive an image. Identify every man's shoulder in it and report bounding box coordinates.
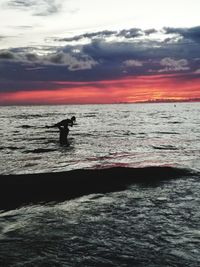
[58,119,70,123]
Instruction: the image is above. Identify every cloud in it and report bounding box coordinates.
[164,26,200,43]
[123,59,143,67]
[48,52,98,71]
[82,39,145,61]
[56,27,156,43]
[159,57,189,72]
[57,30,117,42]
[0,49,40,61]
[82,37,197,64]
[144,29,157,35]
[0,26,200,84]
[117,28,143,38]
[6,0,62,16]
[0,50,17,60]
[7,0,35,8]
[0,80,62,93]
[0,48,98,72]
[11,25,34,29]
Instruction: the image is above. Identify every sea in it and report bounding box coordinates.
[0,102,199,266]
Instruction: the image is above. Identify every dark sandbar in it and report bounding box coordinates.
[0,166,191,210]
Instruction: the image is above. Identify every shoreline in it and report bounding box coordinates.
[0,166,192,210]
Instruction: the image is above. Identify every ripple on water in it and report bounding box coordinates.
[0,175,200,266]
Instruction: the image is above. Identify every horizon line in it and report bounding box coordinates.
[0,98,200,107]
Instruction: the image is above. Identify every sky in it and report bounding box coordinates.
[0,0,200,104]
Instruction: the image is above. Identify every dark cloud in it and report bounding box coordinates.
[144,29,157,35]
[47,51,98,70]
[0,77,120,93]
[7,0,62,16]
[7,0,35,8]
[56,30,118,42]
[82,38,196,62]
[164,26,200,43]
[25,53,39,62]
[0,49,39,62]
[0,26,200,87]
[56,28,147,43]
[117,28,143,38]
[0,79,109,93]
[0,80,62,93]
[0,50,15,59]
[82,39,147,60]
[0,48,98,71]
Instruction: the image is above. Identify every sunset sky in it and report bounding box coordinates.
[0,0,200,104]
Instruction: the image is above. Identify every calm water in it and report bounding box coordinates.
[0,103,200,266]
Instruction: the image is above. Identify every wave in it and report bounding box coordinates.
[168,121,183,124]
[12,113,63,119]
[0,146,23,151]
[152,145,178,150]
[152,131,180,135]
[83,113,97,117]
[20,125,33,128]
[24,148,57,154]
[0,166,197,211]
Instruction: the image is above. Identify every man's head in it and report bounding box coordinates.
[71,116,76,122]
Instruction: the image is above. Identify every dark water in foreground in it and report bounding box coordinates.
[0,170,199,267]
[0,103,199,266]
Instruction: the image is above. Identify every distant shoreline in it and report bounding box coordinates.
[0,100,199,107]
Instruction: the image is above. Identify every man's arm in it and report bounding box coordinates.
[46,119,68,128]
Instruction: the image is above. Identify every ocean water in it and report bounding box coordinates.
[0,102,199,174]
[0,103,200,266]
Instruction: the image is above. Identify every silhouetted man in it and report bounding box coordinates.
[46,116,76,145]
[46,116,76,128]
[58,124,69,145]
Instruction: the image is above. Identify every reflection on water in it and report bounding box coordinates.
[0,102,199,174]
[0,103,199,267]
[0,175,199,266]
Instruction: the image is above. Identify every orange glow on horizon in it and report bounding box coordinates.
[0,74,200,105]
